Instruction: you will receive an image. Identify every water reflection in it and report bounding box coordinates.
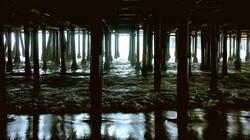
[6,109,250,139]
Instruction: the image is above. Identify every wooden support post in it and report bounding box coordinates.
[108,32,112,62]
[114,33,120,58]
[42,25,47,71]
[193,30,198,63]
[147,23,153,72]
[90,17,103,140]
[71,27,78,71]
[189,32,192,77]
[154,15,161,92]
[136,24,141,70]
[210,18,218,94]
[0,23,7,139]
[55,30,60,65]
[205,25,211,71]
[4,33,7,57]
[66,30,71,61]
[177,11,189,140]
[86,31,91,62]
[104,28,110,70]
[175,32,178,62]
[235,29,241,70]
[130,29,136,66]
[6,28,13,72]
[200,28,205,70]
[32,113,39,140]
[81,30,86,65]
[228,33,233,61]
[20,31,25,57]
[222,27,228,75]
[232,34,236,59]
[161,19,167,71]
[166,32,171,61]
[77,29,81,58]
[219,34,223,58]
[14,29,21,64]
[30,31,34,61]
[155,111,167,139]
[142,23,148,76]
[245,33,250,61]
[51,30,56,61]
[128,32,132,61]
[45,30,52,61]
[24,25,32,76]
[60,26,67,75]
[32,24,41,92]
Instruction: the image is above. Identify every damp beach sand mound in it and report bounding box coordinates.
[5,60,250,114]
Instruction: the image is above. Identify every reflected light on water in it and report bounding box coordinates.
[6,109,250,139]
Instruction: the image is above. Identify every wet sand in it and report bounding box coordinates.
[5,59,250,114]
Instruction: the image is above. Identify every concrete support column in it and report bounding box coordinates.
[114,33,120,58]
[71,27,78,71]
[222,27,228,75]
[42,25,47,71]
[228,33,233,61]
[235,29,241,70]
[81,30,86,65]
[77,29,81,58]
[24,25,32,76]
[90,17,103,140]
[14,29,21,64]
[154,15,161,92]
[210,18,218,94]
[6,28,13,72]
[60,26,67,75]
[147,23,153,72]
[32,24,40,92]
[245,33,250,61]
[193,30,198,63]
[177,11,189,140]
